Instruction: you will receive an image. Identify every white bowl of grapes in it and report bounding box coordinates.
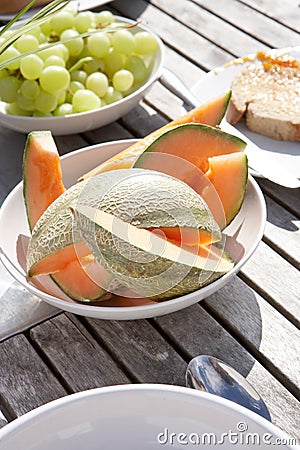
[0,5,164,135]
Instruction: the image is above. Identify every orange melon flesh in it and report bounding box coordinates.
[149,227,213,247]
[29,241,92,277]
[78,91,231,181]
[23,131,65,231]
[52,255,109,302]
[204,152,248,226]
[135,123,245,174]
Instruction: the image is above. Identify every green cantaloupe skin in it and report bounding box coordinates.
[27,169,221,277]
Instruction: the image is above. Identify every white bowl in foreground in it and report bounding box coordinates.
[0,384,296,449]
[0,18,164,136]
[0,139,266,320]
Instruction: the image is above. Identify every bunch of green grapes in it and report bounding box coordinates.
[0,8,159,117]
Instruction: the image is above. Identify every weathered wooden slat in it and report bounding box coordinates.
[240,241,300,326]
[203,276,300,396]
[0,408,8,429]
[112,0,234,70]
[148,0,271,55]
[30,314,130,391]
[256,178,300,219]
[154,304,300,440]
[120,101,168,138]
[0,334,66,418]
[239,0,300,33]
[54,134,88,156]
[193,0,300,48]
[264,196,300,269]
[0,127,26,205]
[83,316,187,385]
[82,120,133,145]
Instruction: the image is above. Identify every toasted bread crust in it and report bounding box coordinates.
[226,62,300,141]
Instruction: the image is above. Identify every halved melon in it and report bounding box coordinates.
[78,91,231,181]
[23,131,108,302]
[133,123,247,229]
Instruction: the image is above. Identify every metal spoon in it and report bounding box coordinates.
[186,355,271,421]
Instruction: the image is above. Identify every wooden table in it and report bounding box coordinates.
[0,0,299,442]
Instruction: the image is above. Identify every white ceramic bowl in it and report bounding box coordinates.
[0,17,164,135]
[0,139,266,320]
[0,384,296,449]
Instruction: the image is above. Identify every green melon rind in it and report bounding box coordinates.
[73,205,233,301]
[27,169,221,276]
[217,90,232,125]
[133,123,247,168]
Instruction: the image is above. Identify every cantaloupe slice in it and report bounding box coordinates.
[78,91,231,181]
[204,152,248,226]
[23,131,65,232]
[23,131,108,302]
[133,123,247,229]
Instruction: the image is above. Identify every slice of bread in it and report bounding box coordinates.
[226,61,300,141]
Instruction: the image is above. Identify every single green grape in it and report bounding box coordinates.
[111,30,135,54]
[95,10,114,26]
[5,102,28,116]
[104,49,125,78]
[0,76,22,103]
[83,58,105,75]
[53,103,73,116]
[56,89,66,105]
[39,66,70,94]
[86,72,108,97]
[0,47,21,70]
[35,89,58,113]
[87,33,111,58]
[21,80,40,99]
[44,55,66,68]
[134,31,158,54]
[20,54,44,80]
[75,12,94,33]
[50,11,75,35]
[60,29,84,57]
[103,86,123,105]
[71,70,88,85]
[112,69,134,92]
[15,34,39,54]
[72,89,101,112]
[124,55,147,82]
[69,81,85,95]
[17,92,36,112]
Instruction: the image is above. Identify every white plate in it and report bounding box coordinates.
[0,139,266,320]
[191,47,300,180]
[0,17,164,135]
[0,384,297,449]
[0,0,111,21]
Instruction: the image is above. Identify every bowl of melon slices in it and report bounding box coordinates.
[0,93,266,320]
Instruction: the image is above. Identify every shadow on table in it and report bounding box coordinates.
[155,276,263,381]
